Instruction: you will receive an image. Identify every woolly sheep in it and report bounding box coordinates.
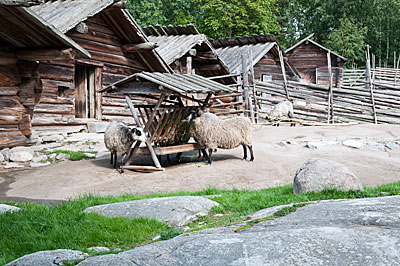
[104,121,146,173]
[189,110,254,165]
[266,100,294,126]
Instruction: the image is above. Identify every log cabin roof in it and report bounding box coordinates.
[285,33,347,62]
[0,5,90,58]
[29,0,171,72]
[211,35,299,77]
[143,24,234,84]
[99,72,235,95]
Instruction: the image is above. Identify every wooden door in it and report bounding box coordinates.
[75,65,100,119]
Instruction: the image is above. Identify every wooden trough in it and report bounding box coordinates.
[99,72,236,172]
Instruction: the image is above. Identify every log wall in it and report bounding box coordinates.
[287,42,343,85]
[254,53,297,83]
[32,13,150,127]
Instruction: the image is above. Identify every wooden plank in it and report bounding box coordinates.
[125,95,142,127]
[95,67,102,120]
[150,110,166,143]
[164,108,184,143]
[123,165,165,172]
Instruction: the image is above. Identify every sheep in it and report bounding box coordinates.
[104,121,146,173]
[189,109,254,165]
[266,100,295,126]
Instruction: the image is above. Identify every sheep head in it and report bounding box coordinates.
[131,127,147,142]
[188,109,204,123]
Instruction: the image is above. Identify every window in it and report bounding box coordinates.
[58,86,70,98]
[261,74,272,82]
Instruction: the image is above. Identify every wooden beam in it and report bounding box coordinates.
[0,51,16,65]
[121,42,159,53]
[278,49,289,99]
[108,0,127,9]
[186,56,192,74]
[109,82,162,94]
[196,64,222,71]
[0,0,43,6]
[16,48,76,61]
[74,22,88,34]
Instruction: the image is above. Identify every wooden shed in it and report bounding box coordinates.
[285,34,347,86]
[211,35,299,84]
[28,0,171,127]
[0,1,90,149]
[99,72,235,171]
[142,24,235,85]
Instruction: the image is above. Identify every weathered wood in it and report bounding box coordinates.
[121,42,159,52]
[0,86,20,96]
[74,22,88,34]
[123,165,165,172]
[16,48,76,61]
[196,64,222,71]
[0,65,20,86]
[278,49,289,98]
[0,0,43,7]
[125,95,142,127]
[186,56,192,75]
[0,51,17,65]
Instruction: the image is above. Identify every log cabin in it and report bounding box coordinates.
[211,35,300,84]
[0,1,91,149]
[28,0,171,127]
[141,24,235,85]
[285,34,347,86]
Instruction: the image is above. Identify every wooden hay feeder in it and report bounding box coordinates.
[99,72,235,172]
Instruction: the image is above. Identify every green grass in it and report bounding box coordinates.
[48,150,97,161]
[1,182,400,264]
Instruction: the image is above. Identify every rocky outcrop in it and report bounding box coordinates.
[293,158,363,194]
[4,249,88,266]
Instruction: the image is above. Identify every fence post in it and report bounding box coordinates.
[241,54,254,121]
[327,51,334,124]
[249,48,259,122]
[366,47,377,124]
[278,49,289,99]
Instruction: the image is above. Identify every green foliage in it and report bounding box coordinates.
[194,0,280,39]
[325,18,367,68]
[49,150,97,161]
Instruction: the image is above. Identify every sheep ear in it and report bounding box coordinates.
[135,128,142,136]
[196,109,203,116]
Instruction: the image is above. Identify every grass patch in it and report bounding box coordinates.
[1,182,400,264]
[48,150,97,161]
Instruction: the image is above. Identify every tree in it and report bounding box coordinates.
[195,0,280,39]
[325,18,367,68]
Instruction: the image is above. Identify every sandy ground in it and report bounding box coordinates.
[1,124,400,203]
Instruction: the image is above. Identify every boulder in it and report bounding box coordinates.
[342,139,364,149]
[87,247,110,253]
[4,162,25,169]
[0,152,4,162]
[76,196,400,266]
[1,148,11,161]
[30,162,51,168]
[10,151,33,162]
[55,153,70,161]
[0,204,20,214]
[85,196,219,227]
[31,155,48,163]
[293,158,363,194]
[4,249,88,266]
[77,254,135,266]
[42,134,64,143]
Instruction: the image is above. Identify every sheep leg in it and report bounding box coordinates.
[113,152,117,169]
[110,152,113,165]
[176,152,182,162]
[120,153,129,174]
[248,145,254,162]
[242,144,247,160]
[207,148,213,165]
[198,150,202,158]
[200,149,209,161]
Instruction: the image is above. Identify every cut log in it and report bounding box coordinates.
[16,48,76,61]
[121,42,159,53]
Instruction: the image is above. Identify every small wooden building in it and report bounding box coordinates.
[142,24,235,85]
[0,1,90,149]
[99,72,235,171]
[28,0,171,127]
[211,35,299,83]
[285,34,347,86]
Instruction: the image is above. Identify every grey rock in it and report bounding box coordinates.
[366,143,385,151]
[306,141,329,150]
[77,196,400,266]
[276,141,286,146]
[32,155,48,163]
[83,153,96,159]
[77,254,135,266]
[87,122,109,133]
[85,196,219,227]
[0,204,20,214]
[1,148,11,161]
[0,152,4,162]
[65,133,103,143]
[293,158,363,194]
[342,139,364,149]
[30,162,51,168]
[48,154,57,160]
[4,249,88,266]
[385,142,399,150]
[95,151,110,159]
[10,150,33,162]
[4,162,25,169]
[87,247,110,253]
[55,153,70,160]
[42,134,64,143]
[286,139,299,145]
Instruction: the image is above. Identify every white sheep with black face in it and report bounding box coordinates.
[189,110,254,165]
[104,121,146,173]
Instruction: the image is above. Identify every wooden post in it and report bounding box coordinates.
[327,51,334,124]
[315,68,318,84]
[125,95,142,127]
[278,49,289,99]
[366,47,377,124]
[241,54,253,121]
[249,49,259,122]
[186,56,192,75]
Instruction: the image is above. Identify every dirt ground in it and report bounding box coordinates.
[1,124,400,203]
